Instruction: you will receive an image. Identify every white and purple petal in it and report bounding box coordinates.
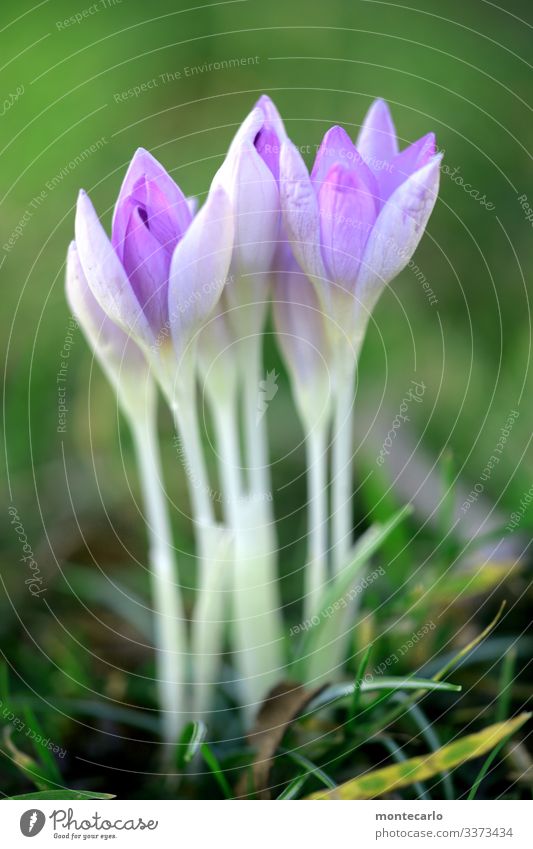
[168,186,234,359]
[356,98,399,171]
[280,140,327,287]
[318,164,377,291]
[357,154,442,308]
[75,189,154,346]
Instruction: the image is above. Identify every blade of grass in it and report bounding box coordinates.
[439,449,457,558]
[467,727,518,800]
[176,720,207,769]
[434,602,506,682]
[347,645,372,734]
[279,746,336,790]
[2,727,56,791]
[496,649,517,723]
[200,743,233,799]
[22,707,62,785]
[6,790,114,800]
[295,506,412,680]
[307,676,461,714]
[378,734,429,799]
[309,713,530,799]
[397,697,454,800]
[364,604,506,739]
[277,773,309,799]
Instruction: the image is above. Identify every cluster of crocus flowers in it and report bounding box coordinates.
[67,95,440,745]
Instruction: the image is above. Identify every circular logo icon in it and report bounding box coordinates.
[20,809,46,837]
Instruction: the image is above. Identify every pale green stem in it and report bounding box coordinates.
[215,398,282,723]
[212,398,243,530]
[304,422,329,621]
[130,406,187,748]
[168,375,222,720]
[332,368,356,575]
[241,334,273,507]
[232,499,284,724]
[190,395,242,720]
[172,387,215,529]
[190,521,230,720]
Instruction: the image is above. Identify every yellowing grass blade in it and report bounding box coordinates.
[308,712,530,799]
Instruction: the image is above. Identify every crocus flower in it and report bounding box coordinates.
[214,95,285,274]
[280,99,441,354]
[66,240,189,746]
[75,148,234,381]
[212,95,287,335]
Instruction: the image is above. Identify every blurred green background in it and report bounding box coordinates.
[1,0,532,795]
[3,0,532,521]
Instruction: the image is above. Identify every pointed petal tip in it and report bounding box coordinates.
[369,97,392,114]
[76,188,93,217]
[420,151,443,173]
[416,131,437,156]
[326,124,350,139]
[130,145,158,165]
[357,99,398,163]
[125,147,167,181]
[363,98,396,133]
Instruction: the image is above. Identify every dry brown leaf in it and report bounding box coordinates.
[235,680,327,799]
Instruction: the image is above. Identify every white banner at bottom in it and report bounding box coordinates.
[1,799,531,848]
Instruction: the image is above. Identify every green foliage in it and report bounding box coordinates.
[176,721,208,769]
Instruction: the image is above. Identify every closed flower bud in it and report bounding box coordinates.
[75,147,234,377]
[280,99,441,353]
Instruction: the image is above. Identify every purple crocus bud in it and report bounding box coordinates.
[272,242,332,429]
[280,100,441,350]
[213,95,287,335]
[65,241,153,413]
[75,148,234,372]
[111,148,192,337]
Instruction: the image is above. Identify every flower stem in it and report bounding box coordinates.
[305,422,328,621]
[331,369,355,575]
[190,521,231,720]
[172,378,215,529]
[215,397,282,722]
[241,334,273,506]
[190,398,242,720]
[232,499,284,723]
[213,399,243,530]
[169,375,224,721]
[130,405,187,749]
